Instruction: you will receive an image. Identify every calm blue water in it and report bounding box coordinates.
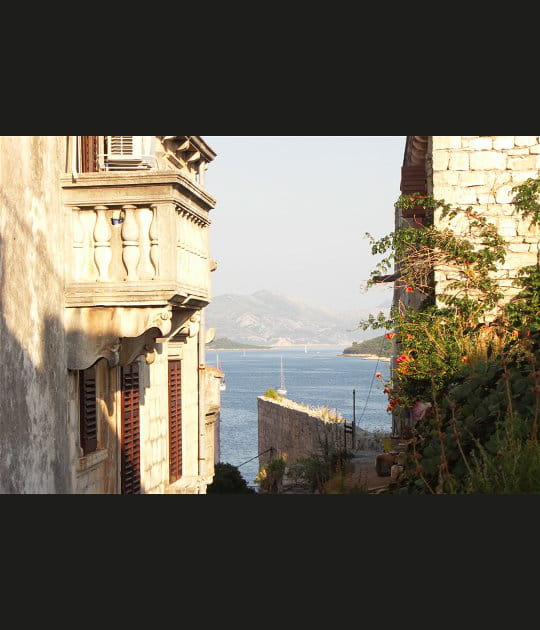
[206,347,391,485]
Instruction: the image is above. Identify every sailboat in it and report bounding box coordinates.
[277,357,287,396]
[304,345,308,354]
[216,354,227,392]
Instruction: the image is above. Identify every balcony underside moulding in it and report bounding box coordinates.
[64,284,209,309]
[65,305,193,370]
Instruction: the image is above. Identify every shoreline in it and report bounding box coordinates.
[208,344,344,351]
[340,353,391,362]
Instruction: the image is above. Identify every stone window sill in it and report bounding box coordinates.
[77,449,108,474]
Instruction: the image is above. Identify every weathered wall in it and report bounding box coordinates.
[0,136,72,493]
[258,397,346,470]
[204,366,221,471]
[432,136,540,305]
[72,360,119,494]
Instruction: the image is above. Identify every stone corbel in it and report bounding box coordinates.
[66,306,176,370]
[119,329,162,367]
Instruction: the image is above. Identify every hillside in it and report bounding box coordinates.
[343,335,392,357]
[207,337,271,350]
[205,290,391,347]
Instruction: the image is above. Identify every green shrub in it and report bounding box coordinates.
[323,472,369,494]
[207,463,256,494]
[394,332,540,494]
[466,413,540,494]
[255,456,287,493]
[289,449,355,494]
[263,388,281,400]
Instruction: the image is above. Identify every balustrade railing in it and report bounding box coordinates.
[69,203,209,299]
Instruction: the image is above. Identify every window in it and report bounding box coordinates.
[168,360,183,483]
[104,136,156,171]
[81,136,100,173]
[121,362,141,494]
[79,365,98,455]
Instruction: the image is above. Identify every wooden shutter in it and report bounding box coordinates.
[168,360,183,484]
[109,136,134,157]
[401,165,427,195]
[121,362,141,495]
[79,366,98,455]
[401,165,428,219]
[81,136,100,173]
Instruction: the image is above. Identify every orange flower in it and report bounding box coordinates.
[385,332,396,339]
[406,287,414,293]
[407,334,413,340]
[375,372,382,379]
[396,354,411,364]
[461,356,469,364]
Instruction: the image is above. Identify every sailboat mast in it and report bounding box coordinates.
[278,356,287,396]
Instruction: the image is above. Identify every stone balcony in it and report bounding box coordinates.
[62,171,216,309]
[61,171,217,370]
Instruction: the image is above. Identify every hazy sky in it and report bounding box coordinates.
[204,136,406,313]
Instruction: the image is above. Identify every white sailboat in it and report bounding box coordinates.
[277,357,287,396]
[304,345,308,354]
[216,354,227,392]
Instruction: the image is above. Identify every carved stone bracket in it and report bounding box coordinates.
[66,305,175,370]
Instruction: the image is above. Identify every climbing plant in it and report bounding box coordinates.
[361,177,540,493]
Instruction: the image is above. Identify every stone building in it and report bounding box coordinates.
[0,135,222,494]
[384,136,540,435]
[394,136,540,312]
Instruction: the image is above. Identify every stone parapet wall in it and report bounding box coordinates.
[432,136,540,305]
[258,397,347,470]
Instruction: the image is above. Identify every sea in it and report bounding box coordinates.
[206,346,392,487]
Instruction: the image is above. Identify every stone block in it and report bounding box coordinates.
[493,137,515,150]
[434,171,460,186]
[434,136,462,150]
[508,244,532,253]
[485,171,512,186]
[434,185,457,203]
[449,152,470,171]
[456,188,478,205]
[478,192,496,204]
[512,171,540,183]
[432,150,449,171]
[495,185,515,204]
[507,148,531,156]
[460,171,487,187]
[464,137,493,150]
[508,156,538,171]
[470,151,507,170]
[515,136,538,147]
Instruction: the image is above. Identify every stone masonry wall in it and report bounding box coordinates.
[0,136,72,493]
[258,397,346,471]
[431,136,540,306]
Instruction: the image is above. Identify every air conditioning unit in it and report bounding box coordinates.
[105,136,156,171]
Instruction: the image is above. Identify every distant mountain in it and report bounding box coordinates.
[205,290,391,346]
[207,337,271,350]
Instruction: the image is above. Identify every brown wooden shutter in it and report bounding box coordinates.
[81,136,100,173]
[401,165,427,195]
[79,366,98,455]
[168,360,183,484]
[121,362,141,495]
[401,165,428,219]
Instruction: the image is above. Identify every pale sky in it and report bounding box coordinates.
[204,136,406,313]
